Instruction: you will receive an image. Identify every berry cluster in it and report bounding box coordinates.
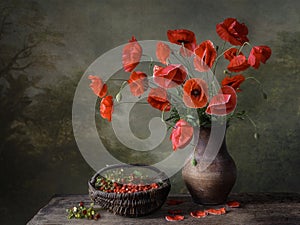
[95,177,159,193]
[66,202,100,220]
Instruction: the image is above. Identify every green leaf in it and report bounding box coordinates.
[186,114,196,120]
[191,158,197,166]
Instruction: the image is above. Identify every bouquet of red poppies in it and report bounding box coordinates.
[88,18,271,151]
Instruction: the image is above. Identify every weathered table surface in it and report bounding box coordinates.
[27,193,300,225]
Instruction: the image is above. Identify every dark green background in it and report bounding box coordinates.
[0,0,299,224]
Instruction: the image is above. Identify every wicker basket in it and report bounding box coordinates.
[88,164,171,217]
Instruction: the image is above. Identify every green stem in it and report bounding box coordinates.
[160,113,177,130]
[116,101,149,104]
[223,70,232,77]
[219,41,227,53]
[212,41,252,74]
[212,41,226,74]
[245,114,257,129]
[114,81,129,102]
[244,113,259,139]
[119,81,128,91]
[213,46,236,74]
[142,54,154,75]
[170,48,194,78]
[214,46,236,64]
[237,41,252,55]
[246,76,261,85]
[110,78,128,81]
[161,105,168,123]
[181,43,195,78]
[246,76,267,99]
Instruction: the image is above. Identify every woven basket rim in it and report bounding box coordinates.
[88,164,170,197]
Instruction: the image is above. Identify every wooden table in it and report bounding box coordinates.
[27,193,300,224]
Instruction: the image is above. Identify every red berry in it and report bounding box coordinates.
[94,213,101,220]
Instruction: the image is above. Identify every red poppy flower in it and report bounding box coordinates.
[100,95,114,121]
[183,78,208,108]
[206,86,237,116]
[227,55,250,72]
[127,71,148,96]
[248,45,272,69]
[170,119,194,150]
[190,210,208,218]
[167,29,196,55]
[165,215,184,221]
[122,36,142,72]
[221,74,245,92]
[194,40,217,72]
[156,42,171,65]
[224,48,243,61]
[216,18,249,46]
[147,87,171,111]
[153,64,187,89]
[88,75,108,98]
[205,207,226,215]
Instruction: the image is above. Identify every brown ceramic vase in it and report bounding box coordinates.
[182,126,236,205]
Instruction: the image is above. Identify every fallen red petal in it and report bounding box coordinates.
[226,201,240,208]
[167,200,184,205]
[165,215,184,221]
[168,209,183,214]
[205,207,226,215]
[190,210,208,218]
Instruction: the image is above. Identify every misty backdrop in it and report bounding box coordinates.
[0,0,299,224]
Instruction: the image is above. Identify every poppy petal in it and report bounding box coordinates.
[153,64,187,88]
[216,18,249,46]
[122,36,142,72]
[156,42,171,65]
[248,45,272,69]
[147,87,171,111]
[100,95,114,121]
[88,75,108,98]
[127,71,148,96]
[167,29,196,49]
[167,29,196,56]
[205,207,226,215]
[194,40,217,72]
[224,48,243,61]
[206,86,237,116]
[183,78,208,108]
[221,74,245,91]
[190,210,208,218]
[227,55,250,72]
[226,201,240,208]
[170,119,194,150]
[165,215,184,221]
